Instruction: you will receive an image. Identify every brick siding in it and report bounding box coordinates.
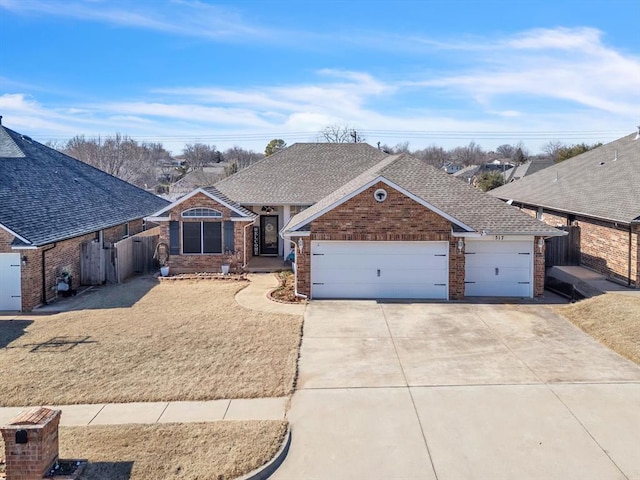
[521,205,639,287]
[297,182,466,299]
[157,192,252,274]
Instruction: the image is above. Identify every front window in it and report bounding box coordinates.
[183,222,222,254]
[182,208,222,218]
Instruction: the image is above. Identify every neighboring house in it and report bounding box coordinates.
[149,143,564,300]
[442,161,463,174]
[453,161,514,186]
[490,132,640,288]
[502,157,555,182]
[0,123,169,311]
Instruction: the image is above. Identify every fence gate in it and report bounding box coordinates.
[545,226,580,267]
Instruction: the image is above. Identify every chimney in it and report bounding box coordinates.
[0,115,3,125]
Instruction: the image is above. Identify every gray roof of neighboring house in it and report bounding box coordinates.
[166,170,223,200]
[0,125,169,246]
[214,143,387,205]
[490,133,640,224]
[285,153,562,236]
[503,158,555,182]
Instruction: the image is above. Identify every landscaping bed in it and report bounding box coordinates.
[269,271,306,304]
[0,277,303,406]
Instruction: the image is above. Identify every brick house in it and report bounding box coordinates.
[150,144,563,300]
[0,123,169,311]
[490,132,640,288]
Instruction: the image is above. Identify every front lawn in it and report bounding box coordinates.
[0,277,303,406]
[1,421,287,480]
[555,293,640,364]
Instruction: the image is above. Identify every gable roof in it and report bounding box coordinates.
[284,153,562,236]
[214,143,387,205]
[0,125,169,246]
[147,186,257,220]
[490,133,640,224]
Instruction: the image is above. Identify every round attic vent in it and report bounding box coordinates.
[374,188,387,202]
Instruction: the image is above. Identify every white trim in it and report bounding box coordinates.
[286,176,474,233]
[451,230,567,238]
[145,216,170,222]
[0,222,32,245]
[231,217,256,222]
[10,245,38,250]
[148,188,255,219]
[281,230,310,237]
[181,207,222,218]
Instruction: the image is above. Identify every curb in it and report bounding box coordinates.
[236,426,291,480]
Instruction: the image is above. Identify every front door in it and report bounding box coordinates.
[260,216,279,256]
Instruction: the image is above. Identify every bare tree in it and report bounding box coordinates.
[449,141,486,166]
[496,144,516,159]
[182,143,221,171]
[541,140,565,162]
[319,124,365,143]
[414,145,449,168]
[223,146,263,170]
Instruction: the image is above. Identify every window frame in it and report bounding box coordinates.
[182,221,223,255]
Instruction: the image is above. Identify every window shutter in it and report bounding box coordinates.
[224,221,234,252]
[169,221,180,254]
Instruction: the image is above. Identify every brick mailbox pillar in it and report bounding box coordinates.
[1,407,61,480]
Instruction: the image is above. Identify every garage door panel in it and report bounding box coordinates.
[465,254,531,268]
[466,242,532,254]
[465,281,531,297]
[313,281,447,300]
[465,266,531,282]
[311,241,448,300]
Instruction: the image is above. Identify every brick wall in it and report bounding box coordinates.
[298,182,465,299]
[534,236,545,296]
[0,408,61,480]
[157,192,251,274]
[521,205,638,287]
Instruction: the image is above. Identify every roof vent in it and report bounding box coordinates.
[599,161,605,166]
[613,149,618,161]
[21,135,33,143]
[635,125,640,140]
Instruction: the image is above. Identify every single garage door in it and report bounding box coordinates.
[464,238,533,297]
[0,253,22,311]
[311,241,448,299]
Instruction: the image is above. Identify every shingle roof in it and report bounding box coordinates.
[201,186,258,218]
[285,153,562,236]
[0,125,169,246]
[490,133,640,224]
[214,143,387,205]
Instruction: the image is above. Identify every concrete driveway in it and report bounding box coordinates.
[272,301,640,480]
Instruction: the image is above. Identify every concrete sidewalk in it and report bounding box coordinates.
[0,397,288,427]
[549,265,640,297]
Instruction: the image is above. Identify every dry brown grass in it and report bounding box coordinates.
[0,421,287,480]
[0,277,303,406]
[556,293,640,364]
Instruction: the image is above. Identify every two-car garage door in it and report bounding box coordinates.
[311,241,449,299]
[0,253,22,311]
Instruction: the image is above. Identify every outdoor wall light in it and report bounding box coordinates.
[21,255,27,266]
[457,238,464,253]
[537,237,545,253]
[297,238,304,253]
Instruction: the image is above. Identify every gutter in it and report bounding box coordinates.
[629,225,633,287]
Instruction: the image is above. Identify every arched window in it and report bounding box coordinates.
[181,208,222,218]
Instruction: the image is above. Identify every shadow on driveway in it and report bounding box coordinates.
[0,319,33,348]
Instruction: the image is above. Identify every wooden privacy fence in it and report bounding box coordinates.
[545,226,580,267]
[81,227,159,285]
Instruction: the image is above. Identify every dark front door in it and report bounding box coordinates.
[260,215,279,256]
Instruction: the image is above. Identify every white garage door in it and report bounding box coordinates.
[311,241,448,299]
[464,238,533,297]
[0,253,22,311]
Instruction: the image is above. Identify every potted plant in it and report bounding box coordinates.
[221,249,236,275]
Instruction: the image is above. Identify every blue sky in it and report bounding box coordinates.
[1,0,639,154]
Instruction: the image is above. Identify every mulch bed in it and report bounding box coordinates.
[269,271,306,304]
[158,273,248,282]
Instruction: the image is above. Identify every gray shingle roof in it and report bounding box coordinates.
[201,186,258,218]
[285,153,562,236]
[214,143,387,205]
[0,125,169,246]
[490,133,640,224]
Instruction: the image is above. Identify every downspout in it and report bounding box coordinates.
[243,220,256,269]
[287,239,308,299]
[629,225,633,287]
[40,243,57,305]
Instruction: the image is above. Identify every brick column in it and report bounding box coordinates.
[1,407,61,480]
